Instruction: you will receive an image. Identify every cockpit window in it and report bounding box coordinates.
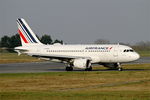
[124,49,134,52]
[130,50,134,52]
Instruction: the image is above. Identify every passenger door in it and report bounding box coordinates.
[113,45,118,61]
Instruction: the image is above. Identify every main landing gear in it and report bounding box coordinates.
[65,64,93,71]
[66,66,93,71]
[65,64,73,71]
[85,66,92,71]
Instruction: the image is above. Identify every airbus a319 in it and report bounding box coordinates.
[15,18,140,71]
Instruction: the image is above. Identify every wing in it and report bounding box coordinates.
[28,53,91,61]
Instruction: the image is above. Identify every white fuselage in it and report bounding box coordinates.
[15,18,140,70]
[17,44,140,64]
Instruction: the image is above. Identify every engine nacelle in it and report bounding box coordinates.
[73,58,91,69]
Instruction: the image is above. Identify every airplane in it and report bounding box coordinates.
[15,18,140,71]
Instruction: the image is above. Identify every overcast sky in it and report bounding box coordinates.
[1,0,150,44]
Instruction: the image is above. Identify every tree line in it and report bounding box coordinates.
[0,34,149,52]
[0,34,63,52]
[94,39,150,51]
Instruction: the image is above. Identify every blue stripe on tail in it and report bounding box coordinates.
[18,19,37,43]
[17,20,33,43]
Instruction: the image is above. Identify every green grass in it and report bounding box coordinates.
[0,91,149,100]
[137,50,150,57]
[0,64,150,100]
[0,53,41,64]
[0,51,150,99]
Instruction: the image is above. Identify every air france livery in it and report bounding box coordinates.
[15,18,140,71]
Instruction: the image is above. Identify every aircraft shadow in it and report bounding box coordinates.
[47,68,150,72]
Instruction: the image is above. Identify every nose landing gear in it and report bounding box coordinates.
[117,63,123,71]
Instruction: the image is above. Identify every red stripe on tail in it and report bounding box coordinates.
[18,29,28,43]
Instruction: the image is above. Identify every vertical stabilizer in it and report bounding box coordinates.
[16,18,42,46]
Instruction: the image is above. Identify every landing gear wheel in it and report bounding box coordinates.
[118,67,123,71]
[88,67,92,71]
[66,67,73,71]
[117,63,123,71]
[85,67,92,71]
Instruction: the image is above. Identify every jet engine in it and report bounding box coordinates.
[73,58,91,69]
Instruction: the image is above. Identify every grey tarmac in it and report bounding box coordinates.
[0,57,149,73]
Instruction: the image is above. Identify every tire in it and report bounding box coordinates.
[118,68,123,71]
[66,67,73,71]
[85,67,92,71]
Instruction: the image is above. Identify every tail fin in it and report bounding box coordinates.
[16,18,42,46]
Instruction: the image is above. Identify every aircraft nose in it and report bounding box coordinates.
[134,52,140,60]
